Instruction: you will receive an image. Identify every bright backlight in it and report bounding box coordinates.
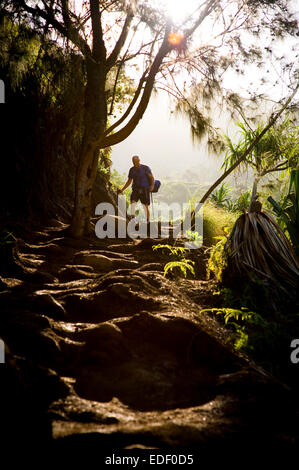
[155,0,198,24]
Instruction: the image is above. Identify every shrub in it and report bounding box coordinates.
[202,203,236,246]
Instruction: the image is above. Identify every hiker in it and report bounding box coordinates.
[117,155,154,222]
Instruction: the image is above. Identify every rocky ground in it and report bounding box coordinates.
[1,221,298,458]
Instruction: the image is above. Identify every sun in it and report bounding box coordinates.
[163,0,197,24]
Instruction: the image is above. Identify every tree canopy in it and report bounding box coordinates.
[1,0,298,235]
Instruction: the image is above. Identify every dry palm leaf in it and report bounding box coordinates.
[224,210,299,292]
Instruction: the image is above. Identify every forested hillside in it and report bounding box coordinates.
[0,0,298,462]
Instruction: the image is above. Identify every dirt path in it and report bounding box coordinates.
[1,224,298,454]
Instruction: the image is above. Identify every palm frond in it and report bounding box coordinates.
[224,210,299,292]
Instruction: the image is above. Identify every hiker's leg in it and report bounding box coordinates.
[142,204,150,222]
[130,188,141,219]
[140,188,150,222]
[129,201,137,217]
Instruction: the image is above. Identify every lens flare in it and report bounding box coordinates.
[168,32,184,46]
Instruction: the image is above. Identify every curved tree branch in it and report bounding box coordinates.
[106,69,147,129]
[183,0,216,37]
[192,82,299,214]
[98,2,218,148]
[106,10,134,70]
[98,24,173,148]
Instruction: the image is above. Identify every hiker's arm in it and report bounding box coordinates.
[148,173,154,192]
[117,178,132,194]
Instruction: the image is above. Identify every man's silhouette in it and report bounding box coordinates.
[117,155,154,222]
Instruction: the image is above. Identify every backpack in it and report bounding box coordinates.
[152,180,161,193]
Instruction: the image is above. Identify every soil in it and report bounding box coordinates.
[1,221,298,458]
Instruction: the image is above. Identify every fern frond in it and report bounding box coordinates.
[163,260,195,278]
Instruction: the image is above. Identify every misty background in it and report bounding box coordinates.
[111,92,254,201]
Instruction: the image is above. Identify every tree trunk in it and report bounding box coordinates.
[248,174,261,212]
[70,144,98,237]
[70,58,107,238]
[92,155,117,215]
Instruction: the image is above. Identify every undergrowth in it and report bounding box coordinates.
[152,244,195,278]
[201,282,299,387]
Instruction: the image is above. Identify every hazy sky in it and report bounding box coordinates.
[110,0,298,185]
[111,92,224,183]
